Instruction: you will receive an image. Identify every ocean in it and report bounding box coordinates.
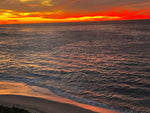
[0,20,150,113]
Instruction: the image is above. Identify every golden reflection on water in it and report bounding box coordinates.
[0,81,54,96]
[0,81,118,113]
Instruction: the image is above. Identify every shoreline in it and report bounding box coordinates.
[0,95,96,113]
[0,81,119,113]
[0,95,119,113]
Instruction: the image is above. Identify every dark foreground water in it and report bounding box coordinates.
[0,20,150,113]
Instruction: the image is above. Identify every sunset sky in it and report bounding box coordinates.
[0,0,150,24]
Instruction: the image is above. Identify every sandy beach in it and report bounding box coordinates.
[0,81,120,113]
[0,95,119,113]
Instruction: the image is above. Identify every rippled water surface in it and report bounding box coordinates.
[0,20,150,113]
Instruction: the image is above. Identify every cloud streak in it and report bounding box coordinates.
[0,0,150,24]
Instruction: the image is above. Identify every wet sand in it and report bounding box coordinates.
[0,81,119,113]
[0,95,119,113]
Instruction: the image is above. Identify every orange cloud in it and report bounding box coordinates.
[54,0,80,10]
[0,19,18,24]
[0,13,121,24]
[98,9,150,20]
[0,9,121,24]
[0,0,150,24]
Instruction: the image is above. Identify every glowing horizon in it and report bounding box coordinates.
[0,9,122,24]
[0,0,150,24]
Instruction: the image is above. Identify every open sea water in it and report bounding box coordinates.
[0,20,150,113]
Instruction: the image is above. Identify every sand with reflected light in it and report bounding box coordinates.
[0,81,119,113]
